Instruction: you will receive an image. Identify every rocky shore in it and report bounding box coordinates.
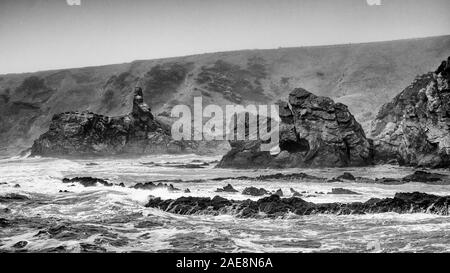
[145,192,450,218]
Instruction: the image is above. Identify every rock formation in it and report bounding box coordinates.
[30,87,189,157]
[217,88,373,168]
[371,56,450,167]
[145,192,450,217]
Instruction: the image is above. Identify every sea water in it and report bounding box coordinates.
[1,154,450,252]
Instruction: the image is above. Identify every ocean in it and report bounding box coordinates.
[1,154,450,252]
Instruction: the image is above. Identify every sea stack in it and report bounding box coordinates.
[217,88,373,168]
[30,87,183,157]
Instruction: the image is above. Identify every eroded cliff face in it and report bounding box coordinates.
[371,57,450,167]
[217,88,373,168]
[30,87,187,157]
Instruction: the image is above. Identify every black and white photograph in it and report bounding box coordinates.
[1,0,450,263]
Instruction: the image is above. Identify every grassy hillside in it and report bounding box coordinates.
[1,35,450,156]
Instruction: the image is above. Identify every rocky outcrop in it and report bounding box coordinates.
[336,172,356,181]
[371,57,450,167]
[242,187,269,196]
[62,177,113,187]
[145,192,450,217]
[215,184,238,193]
[30,87,191,157]
[402,170,448,183]
[132,181,180,191]
[217,88,373,168]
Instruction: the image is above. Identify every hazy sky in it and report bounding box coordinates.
[1,0,449,74]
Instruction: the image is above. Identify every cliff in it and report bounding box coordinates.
[1,35,450,157]
[370,57,450,167]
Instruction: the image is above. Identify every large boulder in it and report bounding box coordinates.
[370,57,450,167]
[30,87,189,157]
[217,88,372,168]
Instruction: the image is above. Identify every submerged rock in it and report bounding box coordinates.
[145,192,450,218]
[0,193,29,203]
[0,218,10,227]
[371,57,450,168]
[327,188,361,195]
[12,241,28,249]
[134,220,164,228]
[373,177,403,185]
[218,88,373,168]
[79,243,107,253]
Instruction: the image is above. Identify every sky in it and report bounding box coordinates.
[0,0,449,74]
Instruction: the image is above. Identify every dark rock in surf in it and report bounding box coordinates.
[0,218,10,227]
[328,188,361,195]
[327,178,343,182]
[134,220,164,228]
[274,189,284,197]
[62,177,113,187]
[145,192,450,218]
[170,163,207,169]
[242,187,269,196]
[401,170,449,184]
[373,177,403,185]
[336,172,356,181]
[290,188,302,197]
[211,172,326,182]
[146,195,233,215]
[12,241,28,249]
[79,243,107,253]
[370,171,450,185]
[0,193,29,203]
[132,181,180,191]
[215,184,238,193]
